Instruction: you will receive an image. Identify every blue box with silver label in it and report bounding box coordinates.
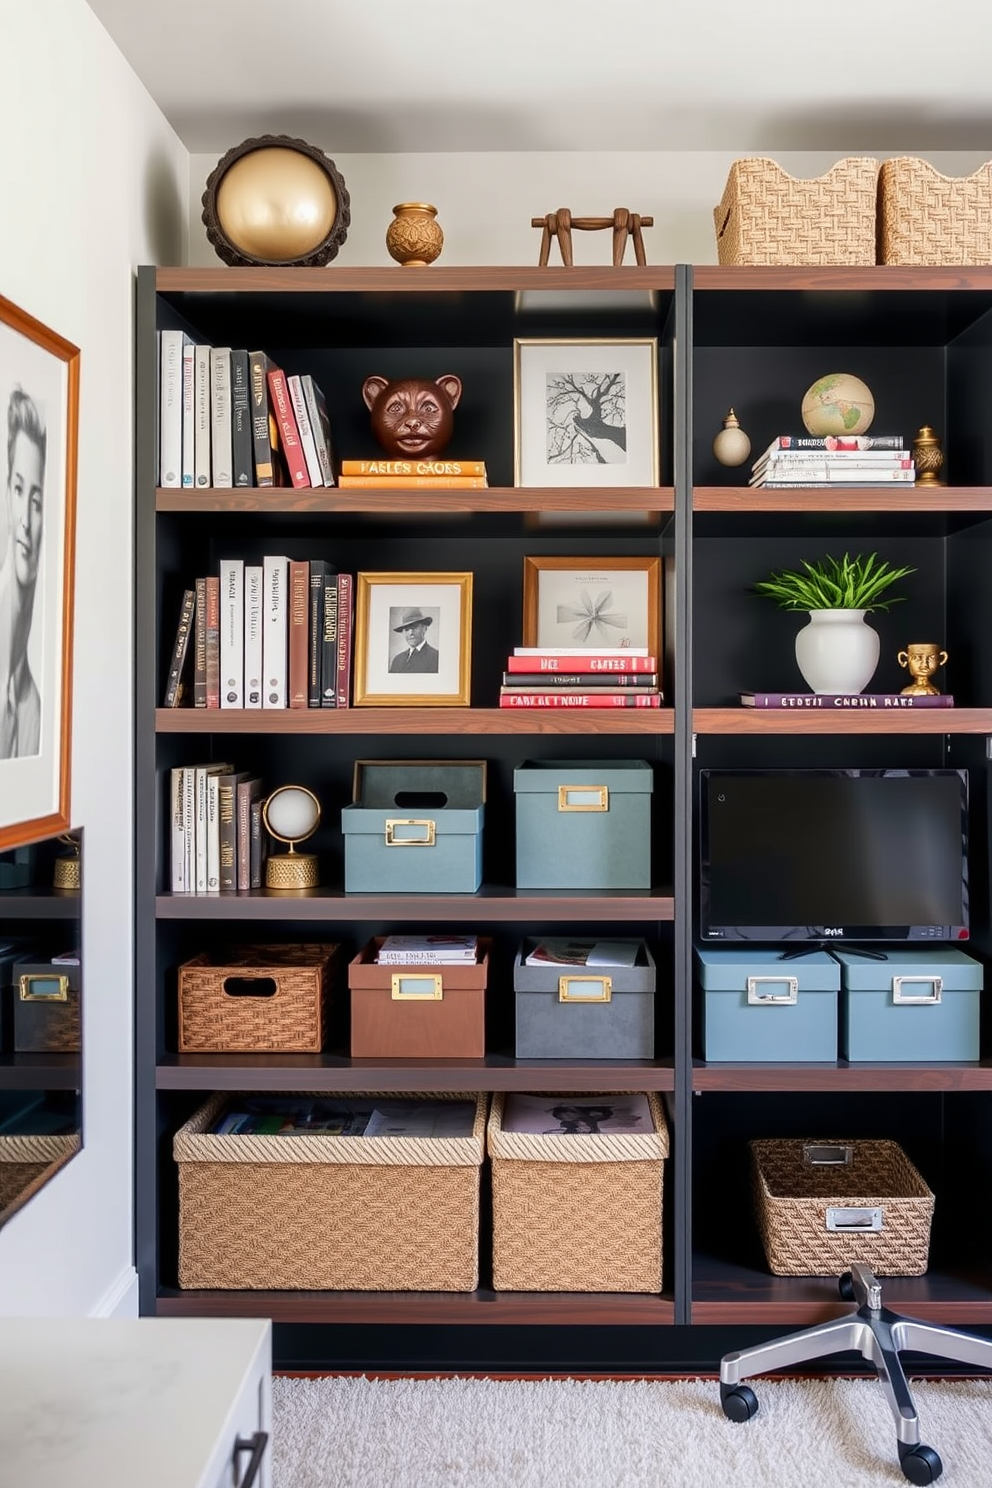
[696,947,840,1062]
[341,759,486,893]
[835,947,982,1062]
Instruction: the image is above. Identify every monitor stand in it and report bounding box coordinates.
[777,942,888,962]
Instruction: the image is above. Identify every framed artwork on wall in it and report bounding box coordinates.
[513,337,659,488]
[353,571,473,706]
[0,294,79,850]
[522,555,662,658]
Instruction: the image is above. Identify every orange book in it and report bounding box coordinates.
[288,560,309,709]
[337,474,488,489]
[339,459,487,477]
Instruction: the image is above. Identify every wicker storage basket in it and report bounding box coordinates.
[178,943,339,1053]
[878,158,992,265]
[175,1091,486,1290]
[714,157,879,266]
[0,1133,80,1225]
[487,1091,668,1292]
[751,1138,934,1277]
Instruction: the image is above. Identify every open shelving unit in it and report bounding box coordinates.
[136,263,992,1367]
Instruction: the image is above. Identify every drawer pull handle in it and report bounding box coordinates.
[892,975,943,1005]
[19,973,70,1003]
[559,975,612,1003]
[746,975,798,1006]
[384,817,436,846]
[557,785,609,812]
[826,1207,883,1232]
[391,973,443,1001]
[804,1143,852,1166]
[234,1431,269,1488]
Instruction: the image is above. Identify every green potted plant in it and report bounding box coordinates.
[754,551,915,694]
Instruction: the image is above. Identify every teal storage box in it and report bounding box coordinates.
[696,947,839,1062]
[836,947,982,1062]
[341,759,486,893]
[514,760,653,889]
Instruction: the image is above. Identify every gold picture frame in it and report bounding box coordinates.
[0,294,79,850]
[354,571,473,706]
[522,555,662,659]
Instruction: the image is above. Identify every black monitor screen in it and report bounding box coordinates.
[699,769,969,944]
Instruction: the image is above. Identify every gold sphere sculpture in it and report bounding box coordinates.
[202,135,351,267]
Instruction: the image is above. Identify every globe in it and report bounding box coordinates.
[801,373,876,436]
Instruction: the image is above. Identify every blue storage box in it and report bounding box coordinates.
[514,759,653,890]
[696,947,839,1062]
[835,947,982,1062]
[341,759,486,893]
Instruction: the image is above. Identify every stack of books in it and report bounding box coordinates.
[374,934,479,965]
[749,434,915,489]
[337,458,488,489]
[168,762,266,894]
[499,647,662,709]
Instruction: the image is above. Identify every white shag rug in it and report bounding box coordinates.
[273,1374,992,1488]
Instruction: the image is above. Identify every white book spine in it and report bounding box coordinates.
[210,347,233,489]
[170,766,186,892]
[158,330,185,486]
[194,345,212,487]
[219,557,245,708]
[288,374,323,487]
[206,774,222,891]
[181,341,196,487]
[302,376,335,486]
[262,555,289,709]
[181,768,196,894]
[244,564,264,708]
[194,766,209,893]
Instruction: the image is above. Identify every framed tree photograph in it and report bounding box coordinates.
[514,337,659,487]
[522,556,661,658]
[0,294,79,850]
[354,571,473,706]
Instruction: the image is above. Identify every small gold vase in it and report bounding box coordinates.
[386,203,444,267]
[912,425,945,486]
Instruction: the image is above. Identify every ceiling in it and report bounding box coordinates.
[86,0,992,155]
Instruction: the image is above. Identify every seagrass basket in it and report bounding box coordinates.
[177,943,339,1053]
[175,1091,486,1290]
[714,157,879,266]
[878,157,992,265]
[487,1091,668,1292]
[0,1133,80,1225]
[751,1138,934,1277]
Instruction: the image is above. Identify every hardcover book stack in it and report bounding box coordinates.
[169,761,266,894]
[749,434,915,489]
[337,459,488,490]
[499,648,662,709]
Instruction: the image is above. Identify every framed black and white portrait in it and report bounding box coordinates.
[353,572,473,706]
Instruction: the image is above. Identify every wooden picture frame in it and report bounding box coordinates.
[354,572,473,706]
[0,295,78,849]
[513,337,659,487]
[522,556,661,658]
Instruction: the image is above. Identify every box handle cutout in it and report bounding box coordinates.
[892,975,943,1005]
[391,973,443,1000]
[804,1143,852,1166]
[746,975,798,1005]
[826,1207,883,1232]
[559,975,612,1003]
[385,818,436,846]
[222,977,277,999]
[557,785,609,812]
[393,791,449,808]
[19,973,70,1003]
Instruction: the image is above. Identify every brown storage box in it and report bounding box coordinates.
[751,1138,934,1277]
[714,156,878,266]
[487,1091,668,1293]
[175,1090,487,1290]
[178,943,339,1053]
[878,157,992,265]
[13,959,80,1053]
[349,938,490,1059]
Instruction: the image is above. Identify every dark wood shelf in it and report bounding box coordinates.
[155,1053,676,1092]
[156,265,677,295]
[156,485,675,515]
[693,266,992,292]
[0,890,81,919]
[154,886,675,922]
[693,485,992,513]
[156,1286,675,1326]
[692,1060,992,1092]
[693,707,992,734]
[0,1054,80,1091]
[155,706,674,735]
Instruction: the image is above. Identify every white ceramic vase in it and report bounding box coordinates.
[794,608,880,694]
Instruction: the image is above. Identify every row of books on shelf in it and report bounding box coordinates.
[163,561,353,709]
[499,647,662,709]
[169,764,266,894]
[749,433,915,489]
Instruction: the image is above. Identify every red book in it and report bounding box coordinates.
[204,575,220,709]
[266,368,310,489]
[288,560,309,709]
[336,573,353,707]
[506,654,657,674]
[498,692,662,708]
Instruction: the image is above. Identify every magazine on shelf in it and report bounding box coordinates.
[501,1092,654,1136]
[375,934,479,965]
[524,938,642,969]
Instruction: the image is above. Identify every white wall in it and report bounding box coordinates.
[0,0,187,1316]
[189,149,992,268]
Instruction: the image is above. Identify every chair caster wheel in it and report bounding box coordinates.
[839,1271,855,1301]
[898,1443,943,1484]
[720,1383,759,1422]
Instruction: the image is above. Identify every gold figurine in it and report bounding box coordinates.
[897,642,948,696]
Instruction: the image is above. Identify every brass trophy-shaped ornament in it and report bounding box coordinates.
[53,832,81,892]
[897,642,949,696]
[263,785,321,890]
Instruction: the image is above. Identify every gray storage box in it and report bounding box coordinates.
[697,947,839,1062]
[836,947,982,1062]
[342,760,486,893]
[514,940,656,1059]
[514,760,653,890]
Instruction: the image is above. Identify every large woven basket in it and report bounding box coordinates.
[175,1091,486,1290]
[178,943,339,1053]
[878,158,992,265]
[487,1091,668,1292]
[714,157,879,266]
[752,1138,934,1277]
[0,1133,80,1225]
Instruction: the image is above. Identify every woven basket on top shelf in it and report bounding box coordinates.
[714,157,879,266]
[751,1138,934,1277]
[878,157,992,265]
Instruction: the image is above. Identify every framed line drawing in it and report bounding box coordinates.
[0,294,79,850]
[514,337,659,487]
[522,555,661,658]
[353,571,473,706]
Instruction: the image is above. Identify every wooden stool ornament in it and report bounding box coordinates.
[532,207,654,266]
